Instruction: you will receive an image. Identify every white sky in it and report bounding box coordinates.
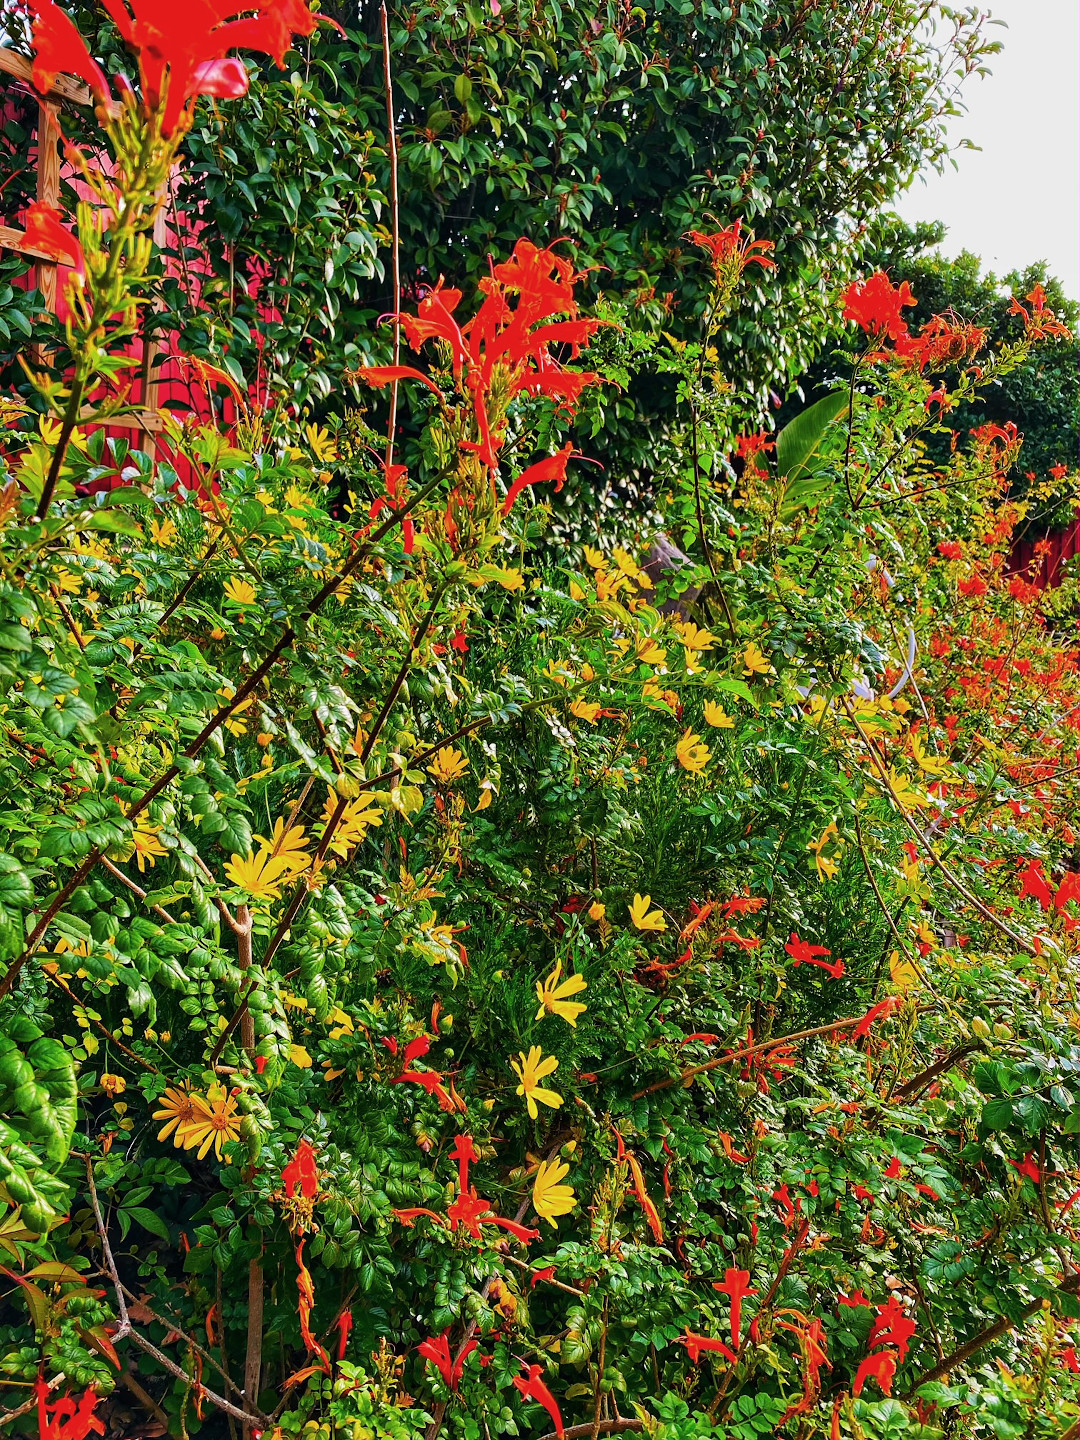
[895,0,1080,299]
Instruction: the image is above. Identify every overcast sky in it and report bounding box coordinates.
[895,0,1079,299]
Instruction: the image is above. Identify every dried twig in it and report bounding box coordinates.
[84,1158,267,1427]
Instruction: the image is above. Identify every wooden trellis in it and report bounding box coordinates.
[0,47,166,444]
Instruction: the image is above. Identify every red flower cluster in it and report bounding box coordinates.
[282,1137,318,1199]
[393,1133,540,1245]
[36,1381,104,1440]
[28,0,329,135]
[843,271,916,342]
[852,1294,916,1397]
[361,239,603,516]
[843,272,991,372]
[384,1032,457,1111]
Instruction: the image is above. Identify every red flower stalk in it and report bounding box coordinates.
[681,1329,738,1365]
[852,1347,897,1397]
[359,239,603,510]
[687,221,776,287]
[35,1381,104,1440]
[418,1330,477,1391]
[843,271,916,342]
[1009,284,1072,342]
[282,1138,318,1200]
[785,932,844,980]
[513,1364,563,1437]
[712,1268,758,1349]
[867,1295,915,1361]
[776,1312,830,1423]
[896,313,986,371]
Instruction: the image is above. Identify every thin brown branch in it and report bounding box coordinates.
[85,1157,266,1427]
[902,1272,1080,1395]
[632,1015,866,1099]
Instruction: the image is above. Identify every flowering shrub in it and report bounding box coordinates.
[0,8,1078,1440]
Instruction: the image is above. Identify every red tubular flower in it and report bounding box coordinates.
[500,442,574,516]
[334,1309,353,1361]
[22,203,85,282]
[26,0,109,100]
[449,1132,478,1194]
[838,1290,871,1309]
[1018,859,1053,910]
[868,1295,916,1361]
[851,995,900,1040]
[418,1331,477,1391]
[852,1347,897,1397]
[513,1364,564,1437]
[392,1206,448,1229]
[681,1330,738,1365]
[712,1268,758,1349]
[358,364,444,398]
[687,221,776,284]
[1009,1152,1042,1184]
[282,1138,318,1200]
[394,1067,455,1111]
[625,1149,664,1242]
[785,932,844,979]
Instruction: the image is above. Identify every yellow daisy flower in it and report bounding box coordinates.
[629,894,666,932]
[511,1046,562,1120]
[152,1084,197,1145]
[132,823,168,873]
[177,1083,243,1162]
[223,848,293,900]
[742,642,772,677]
[535,960,588,1027]
[675,729,711,774]
[223,576,257,606]
[532,1158,576,1227]
[703,701,735,729]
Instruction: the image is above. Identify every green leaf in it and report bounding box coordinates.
[123,1205,170,1241]
[775,388,849,520]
